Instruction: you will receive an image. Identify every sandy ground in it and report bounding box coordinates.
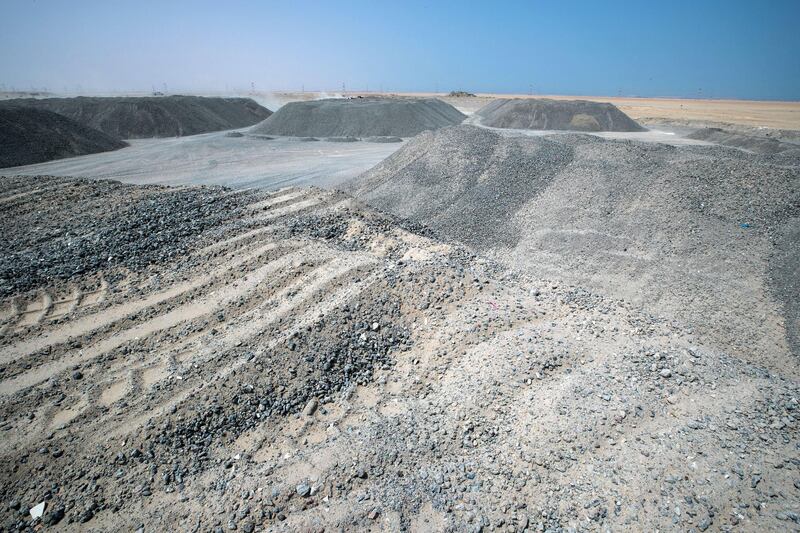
[0,132,401,190]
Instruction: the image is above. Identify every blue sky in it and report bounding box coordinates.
[1,0,798,99]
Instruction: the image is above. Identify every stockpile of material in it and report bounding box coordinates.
[251,97,465,137]
[472,98,644,131]
[0,95,271,138]
[346,124,800,369]
[688,127,800,156]
[0,108,127,167]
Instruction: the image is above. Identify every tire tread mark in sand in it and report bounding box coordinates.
[102,253,380,440]
[0,241,294,367]
[246,188,308,212]
[91,265,320,409]
[13,292,52,330]
[0,244,319,396]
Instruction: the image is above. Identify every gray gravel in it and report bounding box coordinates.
[0,176,250,297]
[471,98,645,131]
[0,96,272,139]
[251,97,465,138]
[0,108,127,168]
[687,127,800,156]
[345,124,800,370]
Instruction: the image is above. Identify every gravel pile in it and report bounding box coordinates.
[0,108,127,168]
[471,98,644,131]
[688,127,800,157]
[345,124,800,369]
[250,97,465,137]
[0,96,271,139]
[0,176,250,296]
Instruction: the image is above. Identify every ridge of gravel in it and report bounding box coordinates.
[0,96,272,139]
[470,98,645,132]
[251,97,465,138]
[687,127,800,156]
[0,109,127,168]
[344,124,800,371]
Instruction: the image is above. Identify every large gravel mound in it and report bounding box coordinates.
[0,108,127,168]
[472,98,644,131]
[0,96,271,139]
[688,127,800,157]
[346,125,800,370]
[251,97,465,137]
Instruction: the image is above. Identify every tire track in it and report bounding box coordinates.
[0,243,320,395]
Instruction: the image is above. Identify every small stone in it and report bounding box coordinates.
[303,398,318,417]
[296,482,311,497]
[659,369,672,378]
[72,370,83,380]
[29,501,45,520]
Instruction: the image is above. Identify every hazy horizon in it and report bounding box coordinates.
[1,0,799,101]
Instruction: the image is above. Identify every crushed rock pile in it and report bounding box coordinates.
[688,127,800,157]
[345,125,800,371]
[251,97,465,137]
[471,98,644,131]
[0,96,271,139]
[0,108,127,168]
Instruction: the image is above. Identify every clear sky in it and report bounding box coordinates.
[1,0,798,100]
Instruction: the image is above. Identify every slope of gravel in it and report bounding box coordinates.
[1,177,798,532]
[0,108,127,168]
[0,96,271,139]
[0,176,249,297]
[688,127,800,156]
[471,98,645,132]
[251,97,465,137]
[345,125,800,372]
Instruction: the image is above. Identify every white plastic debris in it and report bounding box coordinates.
[30,501,45,520]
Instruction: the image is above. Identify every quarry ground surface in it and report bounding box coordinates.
[1,93,799,533]
[0,132,401,190]
[1,176,798,533]
[0,125,718,191]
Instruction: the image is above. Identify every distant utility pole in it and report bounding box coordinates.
[251,82,255,93]
[301,84,305,93]
[342,82,346,95]
[529,84,533,96]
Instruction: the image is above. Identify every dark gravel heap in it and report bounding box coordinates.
[688,127,800,157]
[345,124,800,366]
[0,96,271,139]
[0,176,249,297]
[473,98,644,131]
[0,108,127,168]
[251,97,465,137]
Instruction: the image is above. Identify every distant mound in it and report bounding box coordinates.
[0,107,127,168]
[345,125,800,370]
[472,98,644,132]
[0,96,271,139]
[251,97,465,137]
[688,127,800,157]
